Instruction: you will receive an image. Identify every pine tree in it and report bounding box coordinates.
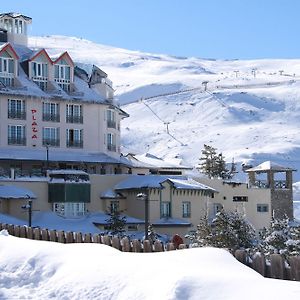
[199,144,218,178]
[215,153,229,179]
[286,225,300,256]
[105,210,127,236]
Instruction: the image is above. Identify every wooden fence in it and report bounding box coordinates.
[1,223,300,281]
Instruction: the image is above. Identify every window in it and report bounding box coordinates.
[182,201,191,218]
[54,64,71,92]
[43,127,60,146]
[8,99,26,119]
[107,133,116,151]
[66,129,83,148]
[213,203,223,216]
[110,200,119,214]
[42,102,60,122]
[53,203,86,218]
[233,196,248,202]
[257,204,269,213]
[8,125,26,145]
[107,110,116,128]
[0,57,14,86]
[66,104,83,123]
[161,202,171,218]
[31,62,48,91]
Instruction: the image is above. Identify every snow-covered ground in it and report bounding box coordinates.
[29,35,300,181]
[1,230,300,300]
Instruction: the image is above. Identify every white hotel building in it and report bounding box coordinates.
[0,12,130,177]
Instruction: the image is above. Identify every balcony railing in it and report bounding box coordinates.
[0,75,14,87]
[66,115,83,124]
[275,180,287,189]
[250,180,288,189]
[107,143,116,152]
[43,138,60,147]
[8,137,26,146]
[67,140,83,148]
[42,113,60,122]
[8,110,26,120]
[107,120,116,129]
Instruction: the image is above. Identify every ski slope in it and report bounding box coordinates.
[29,35,300,180]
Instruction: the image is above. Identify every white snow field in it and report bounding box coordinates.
[29,35,300,181]
[0,231,300,300]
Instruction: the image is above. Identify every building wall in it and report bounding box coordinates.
[197,178,272,230]
[0,94,121,157]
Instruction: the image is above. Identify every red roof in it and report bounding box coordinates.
[0,43,19,59]
[53,51,74,66]
[29,49,53,64]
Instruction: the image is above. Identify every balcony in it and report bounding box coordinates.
[275,180,287,189]
[107,143,116,152]
[66,115,83,124]
[0,74,14,87]
[42,113,60,122]
[43,138,60,147]
[8,137,26,146]
[67,140,83,148]
[8,110,26,120]
[107,120,116,129]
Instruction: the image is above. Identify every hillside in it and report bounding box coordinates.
[29,35,300,181]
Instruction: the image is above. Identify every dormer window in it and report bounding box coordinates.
[31,61,48,91]
[54,64,71,92]
[0,56,14,86]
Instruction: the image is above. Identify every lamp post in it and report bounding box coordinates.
[137,190,149,240]
[21,196,32,227]
[46,143,49,170]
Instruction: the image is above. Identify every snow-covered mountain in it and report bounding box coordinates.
[29,36,300,180]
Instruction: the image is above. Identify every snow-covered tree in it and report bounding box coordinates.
[105,210,127,236]
[198,145,233,179]
[286,225,300,256]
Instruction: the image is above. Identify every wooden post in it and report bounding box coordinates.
[75,232,83,243]
[14,225,20,237]
[19,226,27,238]
[92,234,102,244]
[57,231,65,243]
[132,239,142,252]
[84,233,92,243]
[289,256,300,281]
[143,240,152,252]
[8,224,15,235]
[49,230,57,242]
[270,254,284,279]
[154,240,163,252]
[41,229,49,241]
[235,250,247,265]
[178,244,187,250]
[102,235,111,246]
[26,227,34,239]
[166,243,175,251]
[33,228,41,240]
[121,237,131,252]
[252,253,266,277]
[112,236,121,250]
[65,231,74,243]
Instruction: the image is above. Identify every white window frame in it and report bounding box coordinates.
[182,201,191,218]
[161,201,171,218]
[53,203,86,218]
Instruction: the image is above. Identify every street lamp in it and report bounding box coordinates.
[46,143,49,171]
[21,196,32,227]
[137,190,149,240]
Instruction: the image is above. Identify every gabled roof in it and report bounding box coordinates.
[0,12,32,23]
[28,48,53,64]
[245,161,296,172]
[0,185,36,199]
[0,42,19,59]
[114,175,216,192]
[52,51,74,67]
[100,189,126,199]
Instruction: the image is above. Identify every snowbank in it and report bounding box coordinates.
[0,231,300,299]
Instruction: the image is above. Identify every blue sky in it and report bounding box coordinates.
[2,0,300,59]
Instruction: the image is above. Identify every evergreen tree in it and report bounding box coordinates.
[199,144,233,179]
[148,224,158,243]
[286,225,300,256]
[105,210,127,236]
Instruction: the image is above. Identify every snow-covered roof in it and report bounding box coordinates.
[114,175,215,192]
[0,213,27,225]
[0,148,131,166]
[100,189,125,199]
[245,161,296,172]
[0,12,32,22]
[0,184,36,199]
[48,170,88,176]
[152,217,191,226]
[89,211,144,225]
[126,153,192,170]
